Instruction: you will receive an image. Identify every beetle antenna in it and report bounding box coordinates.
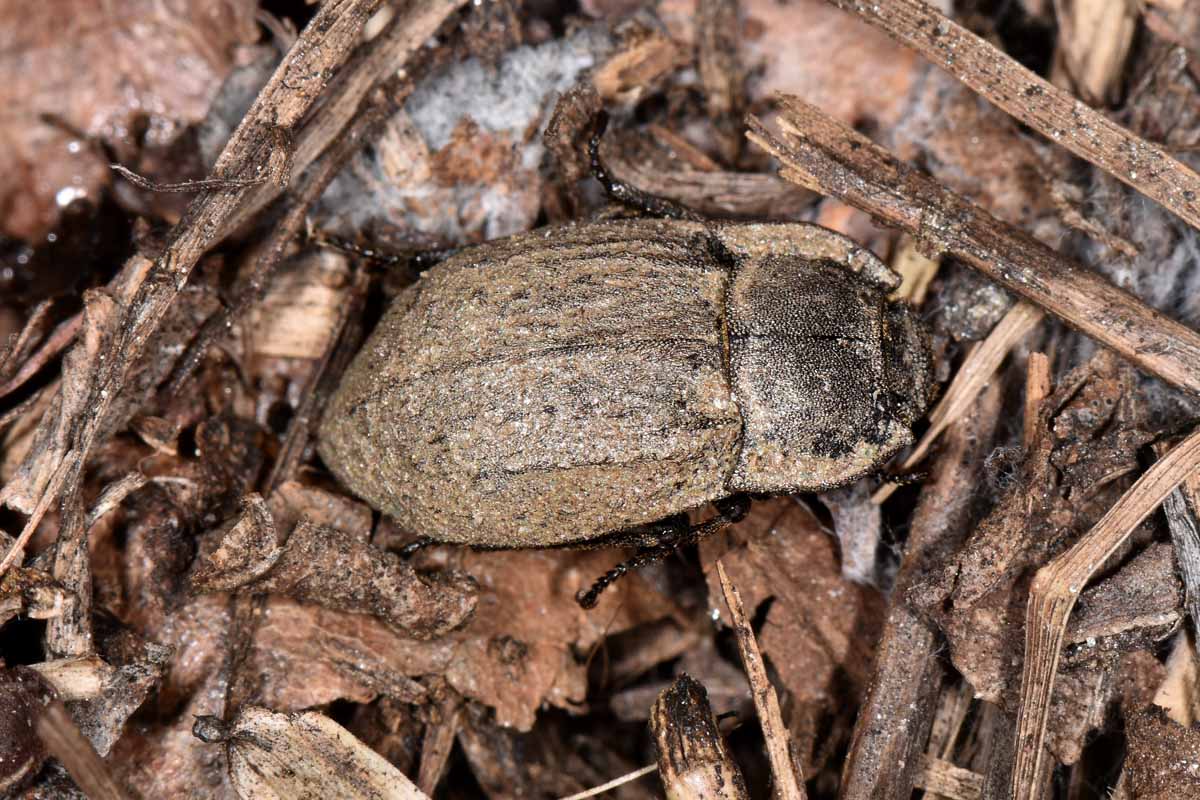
[587,110,704,222]
[576,495,751,609]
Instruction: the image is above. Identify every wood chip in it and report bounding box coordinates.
[216,706,431,800]
[650,674,748,800]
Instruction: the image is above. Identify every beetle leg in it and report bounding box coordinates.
[587,110,704,222]
[309,229,462,274]
[398,535,437,559]
[576,495,752,609]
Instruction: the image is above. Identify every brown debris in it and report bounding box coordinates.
[192,497,477,640]
[34,699,135,800]
[249,545,674,729]
[1,1,1199,797]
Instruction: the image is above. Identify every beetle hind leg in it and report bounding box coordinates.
[576,495,752,609]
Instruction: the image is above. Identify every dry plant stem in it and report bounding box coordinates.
[1159,450,1200,663]
[1023,353,1051,451]
[45,489,89,658]
[558,764,660,800]
[716,561,807,800]
[748,99,1200,397]
[1012,426,1200,800]
[650,674,749,800]
[0,0,385,579]
[842,382,1001,800]
[824,0,1200,232]
[35,699,135,800]
[873,301,1042,503]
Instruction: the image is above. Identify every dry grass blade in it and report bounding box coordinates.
[716,561,807,800]
[747,97,1200,396]
[1012,426,1200,800]
[557,764,659,800]
[873,301,1043,503]
[824,0,1200,233]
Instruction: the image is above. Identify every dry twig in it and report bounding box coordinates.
[716,561,807,800]
[841,383,1002,800]
[557,764,659,800]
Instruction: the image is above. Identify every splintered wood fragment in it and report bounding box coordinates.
[824,0,1200,233]
[873,301,1042,503]
[915,755,983,800]
[35,700,133,800]
[1023,353,1051,451]
[1013,426,1200,800]
[650,674,749,800]
[1153,633,1200,727]
[748,98,1200,397]
[416,693,462,796]
[85,472,147,529]
[923,681,974,800]
[716,561,806,800]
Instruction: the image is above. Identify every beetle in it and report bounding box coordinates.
[317,215,935,606]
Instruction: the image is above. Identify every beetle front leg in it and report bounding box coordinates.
[587,110,704,222]
[576,495,752,609]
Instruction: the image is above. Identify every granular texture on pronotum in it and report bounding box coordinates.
[318,218,934,554]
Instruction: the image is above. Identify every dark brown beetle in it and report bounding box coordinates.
[318,215,934,604]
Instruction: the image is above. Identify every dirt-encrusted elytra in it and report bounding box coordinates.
[318,218,934,549]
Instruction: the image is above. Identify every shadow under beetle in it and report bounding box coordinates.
[318,214,935,606]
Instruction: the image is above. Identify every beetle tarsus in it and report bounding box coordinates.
[399,536,437,559]
[575,495,753,609]
[587,110,702,221]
